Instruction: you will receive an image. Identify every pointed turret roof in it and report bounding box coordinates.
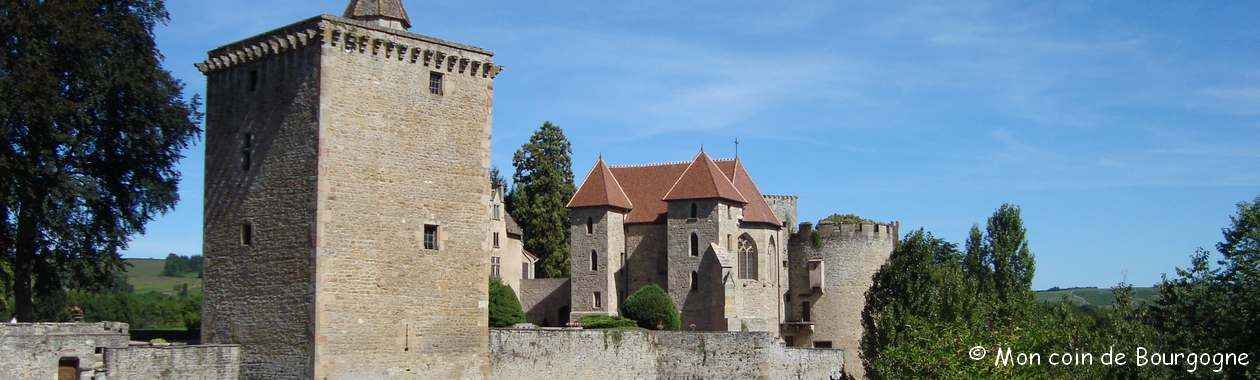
[567,158,634,211]
[662,151,747,204]
[344,0,412,29]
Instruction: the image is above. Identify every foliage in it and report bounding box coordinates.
[985,204,1035,316]
[488,279,525,328]
[160,253,203,277]
[63,289,201,330]
[620,284,681,330]
[820,213,874,225]
[810,230,823,250]
[0,0,203,321]
[490,166,506,191]
[508,122,575,278]
[579,315,638,329]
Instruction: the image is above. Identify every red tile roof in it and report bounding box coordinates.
[662,152,747,204]
[568,152,783,226]
[566,158,634,210]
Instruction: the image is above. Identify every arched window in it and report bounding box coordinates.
[689,233,699,257]
[586,217,594,235]
[690,271,699,290]
[690,203,698,218]
[590,250,598,271]
[737,234,758,280]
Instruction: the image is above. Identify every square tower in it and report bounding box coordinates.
[197,2,502,378]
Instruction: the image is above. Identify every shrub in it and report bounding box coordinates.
[620,284,681,330]
[488,279,526,327]
[579,315,637,329]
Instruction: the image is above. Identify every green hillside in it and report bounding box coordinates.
[124,258,202,295]
[1035,286,1157,308]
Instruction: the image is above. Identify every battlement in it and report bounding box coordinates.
[195,15,503,78]
[762,194,798,200]
[796,220,900,242]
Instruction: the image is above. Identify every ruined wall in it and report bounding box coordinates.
[519,278,571,327]
[488,329,844,379]
[104,345,241,379]
[199,17,322,379]
[312,16,498,379]
[0,322,130,379]
[787,221,897,379]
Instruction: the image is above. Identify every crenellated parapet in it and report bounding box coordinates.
[196,15,504,78]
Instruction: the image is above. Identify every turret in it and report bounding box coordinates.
[566,158,632,319]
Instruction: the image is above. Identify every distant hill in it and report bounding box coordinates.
[124,258,202,295]
[1035,286,1158,308]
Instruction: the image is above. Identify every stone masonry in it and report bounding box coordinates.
[0,322,240,379]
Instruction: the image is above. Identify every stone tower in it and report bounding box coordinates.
[662,152,747,331]
[196,0,502,377]
[566,158,632,319]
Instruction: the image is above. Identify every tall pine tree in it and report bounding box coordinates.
[508,122,575,278]
[0,0,202,321]
[985,203,1035,316]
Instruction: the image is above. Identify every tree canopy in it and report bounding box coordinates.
[507,122,575,278]
[0,0,202,321]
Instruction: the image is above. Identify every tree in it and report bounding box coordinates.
[985,204,1034,315]
[508,122,575,278]
[620,284,681,330]
[820,213,873,225]
[962,224,991,294]
[0,0,202,321]
[489,165,506,191]
[488,279,525,327]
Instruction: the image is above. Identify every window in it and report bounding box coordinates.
[240,223,253,246]
[241,133,253,172]
[248,70,259,92]
[493,232,500,248]
[802,301,812,322]
[586,217,594,235]
[590,250,598,271]
[689,203,698,218]
[429,71,443,95]
[737,234,758,280]
[424,224,439,250]
[492,204,500,220]
[690,271,698,291]
[813,341,832,349]
[726,204,732,219]
[522,262,531,279]
[593,292,602,309]
[726,234,733,250]
[490,256,501,279]
[689,233,699,257]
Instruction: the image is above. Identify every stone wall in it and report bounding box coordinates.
[569,208,624,318]
[104,345,241,379]
[489,329,844,379]
[665,200,726,330]
[624,224,667,296]
[519,278,571,327]
[763,195,799,233]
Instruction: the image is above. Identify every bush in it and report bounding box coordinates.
[488,279,525,327]
[579,315,637,329]
[620,284,681,330]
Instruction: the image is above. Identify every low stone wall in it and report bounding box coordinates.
[519,278,571,327]
[105,345,241,379]
[490,329,844,379]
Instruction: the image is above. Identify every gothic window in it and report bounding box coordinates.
[690,203,698,218]
[490,257,501,279]
[590,250,598,271]
[240,222,253,246]
[424,224,439,250]
[737,234,758,280]
[429,71,443,95]
[689,233,699,257]
[586,217,594,235]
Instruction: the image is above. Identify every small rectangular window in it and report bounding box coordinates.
[241,223,253,246]
[424,224,439,250]
[493,232,500,248]
[248,70,259,92]
[429,71,443,95]
[522,263,530,279]
[593,292,602,309]
[490,256,501,279]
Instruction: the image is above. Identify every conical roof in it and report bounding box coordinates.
[662,151,747,204]
[567,158,634,210]
[344,0,412,29]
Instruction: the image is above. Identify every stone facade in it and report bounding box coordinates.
[198,8,502,379]
[568,207,626,319]
[489,329,845,379]
[518,278,572,327]
[764,195,799,233]
[490,186,535,293]
[0,322,239,379]
[785,221,898,379]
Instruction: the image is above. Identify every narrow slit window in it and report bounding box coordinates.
[240,222,253,246]
[241,132,253,172]
[424,224,439,250]
[593,292,602,309]
[248,70,259,92]
[690,203,698,218]
[429,71,444,95]
[586,217,594,235]
[690,233,699,257]
[690,271,698,290]
[590,250,598,271]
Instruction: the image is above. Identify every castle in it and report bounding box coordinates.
[0,1,894,379]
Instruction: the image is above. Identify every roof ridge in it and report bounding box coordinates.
[608,160,692,169]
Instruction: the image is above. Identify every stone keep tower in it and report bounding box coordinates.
[566,158,631,319]
[196,0,502,378]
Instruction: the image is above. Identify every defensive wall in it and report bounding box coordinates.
[0,322,239,379]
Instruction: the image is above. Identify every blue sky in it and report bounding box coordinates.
[129,0,1259,289]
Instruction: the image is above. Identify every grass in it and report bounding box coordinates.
[1035,286,1158,308]
[124,258,202,295]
